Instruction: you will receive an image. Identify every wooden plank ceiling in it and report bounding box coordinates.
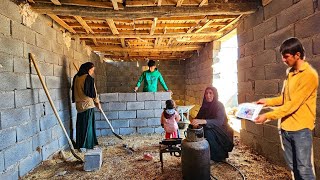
[29,0,260,61]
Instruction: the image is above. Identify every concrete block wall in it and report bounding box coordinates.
[0,0,107,178]
[185,42,216,118]
[96,92,171,136]
[237,0,320,172]
[104,60,186,104]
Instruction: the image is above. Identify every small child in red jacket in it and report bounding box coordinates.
[161,100,181,139]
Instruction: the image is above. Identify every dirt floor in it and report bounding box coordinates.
[22,134,291,180]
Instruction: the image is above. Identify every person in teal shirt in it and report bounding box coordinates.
[134,60,170,92]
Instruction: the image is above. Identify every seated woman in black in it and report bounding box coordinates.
[191,86,234,162]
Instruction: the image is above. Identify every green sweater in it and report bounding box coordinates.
[136,69,168,92]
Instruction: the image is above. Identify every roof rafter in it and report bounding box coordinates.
[74,16,94,34]
[106,19,119,34]
[92,45,202,52]
[48,14,76,33]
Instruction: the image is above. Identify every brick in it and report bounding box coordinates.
[0,128,16,151]
[4,139,32,168]
[42,139,59,160]
[0,36,24,57]
[17,120,39,142]
[119,128,136,135]
[118,93,136,101]
[255,80,279,95]
[264,0,293,20]
[111,119,129,128]
[137,92,155,101]
[100,93,118,102]
[314,35,320,55]
[127,102,144,110]
[154,109,163,118]
[137,110,154,118]
[154,92,171,100]
[244,38,264,56]
[0,52,13,73]
[253,50,276,67]
[253,17,276,40]
[296,12,320,39]
[144,100,162,109]
[0,14,10,36]
[148,118,161,126]
[244,8,264,29]
[119,111,136,119]
[18,151,42,177]
[137,128,154,134]
[129,119,148,127]
[245,67,265,81]
[108,102,126,111]
[15,89,39,107]
[277,0,314,30]
[265,25,294,49]
[0,91,14,109]
[265,63,288,80]
[0,165,18,180]
[11,21,36,45]
[1,108,30,129]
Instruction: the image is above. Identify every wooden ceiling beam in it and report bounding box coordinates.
[33,0,123,9]
[195,20,213,33]
[105,56,187,60]
[120,38,126,48]
[106,19,119,34]
[125,0,205,7]
[51,0,61,5]
[111,0,119,10]
[48,14,76,33]
[79,31,222,38]
[74,16,94,34]
[198,0,207,7]
[92,38,99,46]
[150,18,158,35]
[92,45,202,52]
[31,2,259,19]
[176,0,184,7]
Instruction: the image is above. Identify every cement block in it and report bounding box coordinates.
[243,120,263,137]
[265,25,294,49]
[245,67,265,81]
[36,33,51,51]
[129,119,148,127]
[295,12,320,39]
[84,148,102,171]
[144,100,162,109]
[0,152,3,172]
[253,50,276,67]
[41,139,59,160]
[238,29,253,46]
[1,108,30,129]
[277,0,314,30]
[0,91,14,109]
[253,17,276,40]
[263,124,281,143]
[264,0,293,20]
[4,139,32,168]
[18,151,42,177]
[100,129,119,136]
[0,14,10,37]
[119,128,136,135]
[244,38,264,56]
[154,127,164,134]
[0,165,18,180]
[137,128,154,134]
[13,56,30,74]
[0,72,26,91]
[17,121,39,142]
[45,76,63,89]
[265,63,287,80]
[40,114,57,131]
[58,136,68,148]
[0,128,16,151]
[255,80,279,95]
[119,111,136,119]
[11,21,36,45]
[100,93,118,102]
[314,35,320,55]
[51,42,64,55]
[53,65,64,77]
[137,110,154,118]
[154,92,171,100]
[51,124,64,140]
[137,92,155,101]
[108,102,126,111]
[104,111,118,120]
[127,102,144,110]
[34,129,52,148]
[111,119,129,128]
[147,118,161,126]
[31,61,54,76]
[0,52,13,73]
[95,121,108,129]
[154,109,163,118]
[237,56,252,70]
[237,81,253,94]
[0,0,21,23]
[243,8,263,29]
[118,93,136,102]
[0,36,24,57]
[15,89,39,107]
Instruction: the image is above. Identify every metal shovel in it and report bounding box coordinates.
[100,109,123,140]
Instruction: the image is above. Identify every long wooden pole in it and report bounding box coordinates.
[29,53,84,163]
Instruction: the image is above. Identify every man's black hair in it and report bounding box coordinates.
[280,37,305,59]
[147,60,156,67]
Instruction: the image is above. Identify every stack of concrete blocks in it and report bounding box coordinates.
[96,92,171,136]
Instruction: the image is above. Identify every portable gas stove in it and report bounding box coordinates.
[159,138,182,172]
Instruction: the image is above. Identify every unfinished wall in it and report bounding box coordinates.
[185,42,218,117]
[105,60,186,104]
[237,0,320,173]
[0,0,107,178]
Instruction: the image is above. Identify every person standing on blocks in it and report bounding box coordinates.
[254,37,318,180]
[134,60,170,92]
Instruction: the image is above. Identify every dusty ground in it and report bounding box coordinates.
[22,134,291,180]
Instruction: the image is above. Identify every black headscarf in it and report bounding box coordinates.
[71,62,96,103]
[196,86,220,119]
